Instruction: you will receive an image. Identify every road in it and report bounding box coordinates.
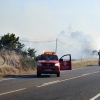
[0,66,100,100]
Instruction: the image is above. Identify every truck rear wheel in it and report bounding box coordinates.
[57,72,60,77]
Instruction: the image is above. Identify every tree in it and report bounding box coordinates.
[22,50,28,56]
[92,50,98,58]
[0,33,24,52]
[27,48,37,58]
[92,50,98,54]
[16,42,25,53]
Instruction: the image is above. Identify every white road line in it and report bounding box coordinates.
[72,67,90,70]
[90,93,100,100]
[72,67,88,70]
[0,88,26,96]
[37,80,60,87]
[37,71,100,88]
[0,78,16,82]
[61,67,90,72]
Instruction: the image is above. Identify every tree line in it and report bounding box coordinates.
[0,33,37,58]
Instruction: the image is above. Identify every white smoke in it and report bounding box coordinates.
[57,30,97,59]
[19,30,98,59]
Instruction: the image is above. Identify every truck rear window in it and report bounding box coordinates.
[39,55,58,60]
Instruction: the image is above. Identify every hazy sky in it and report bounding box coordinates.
[0,0,100,56]
[0,0,100,41]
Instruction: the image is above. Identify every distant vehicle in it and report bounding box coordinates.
[36,51,72,77]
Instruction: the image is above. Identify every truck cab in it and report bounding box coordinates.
[36,51,71,77]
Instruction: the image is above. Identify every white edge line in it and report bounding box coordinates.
[61,67,90,72]
[72,67,89,70]
[37,71,100,88]
[0,78,16,82]
[90,93,100,100]
[0,88,26,96]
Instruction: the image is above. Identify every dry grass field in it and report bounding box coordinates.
[72,58,98,68]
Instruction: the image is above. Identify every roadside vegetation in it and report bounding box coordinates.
[72,59,98,68]
[0,33,99,78]
[0,33,37,77]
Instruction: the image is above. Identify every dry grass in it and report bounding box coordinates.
[0,65,36,78]
[0,57,4,66]
[0,50,36,77]
[72,58,98,68]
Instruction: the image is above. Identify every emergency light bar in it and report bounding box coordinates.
[43,51,56,55]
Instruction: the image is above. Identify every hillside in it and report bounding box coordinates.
[0,50,36,76]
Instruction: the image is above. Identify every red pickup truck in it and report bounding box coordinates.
[36,51,71,77]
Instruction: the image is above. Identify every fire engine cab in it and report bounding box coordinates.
[36,51,72,77]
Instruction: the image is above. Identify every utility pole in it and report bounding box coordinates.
[55,39,58,53]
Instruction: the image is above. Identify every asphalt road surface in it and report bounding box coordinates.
[0,66,100,100]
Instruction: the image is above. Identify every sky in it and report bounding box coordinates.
[0,0,100,58]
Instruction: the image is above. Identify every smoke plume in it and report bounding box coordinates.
[57,30,97,59]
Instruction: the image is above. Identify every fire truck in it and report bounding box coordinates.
[36,51,72,77]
